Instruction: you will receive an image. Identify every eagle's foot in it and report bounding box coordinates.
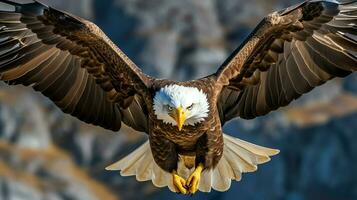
[172,171,187,194]
[186,163,204,194]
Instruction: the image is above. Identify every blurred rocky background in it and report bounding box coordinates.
[0,0,357,200]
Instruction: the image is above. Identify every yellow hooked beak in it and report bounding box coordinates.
[175,106,186,131]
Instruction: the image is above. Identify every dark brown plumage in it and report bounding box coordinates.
[0,0,150,132]
[0,0,356,194]
[217,0,357,123]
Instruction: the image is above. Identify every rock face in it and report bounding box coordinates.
[0,0,357,200]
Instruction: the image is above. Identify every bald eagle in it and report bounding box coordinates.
[0,0,356,194]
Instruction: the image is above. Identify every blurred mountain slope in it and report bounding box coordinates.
[0,141,117,200]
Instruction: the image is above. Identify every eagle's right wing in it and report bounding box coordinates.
[215,0,357,124]
[0,0,151,132]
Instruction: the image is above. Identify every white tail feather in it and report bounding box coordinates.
[106,134,279,193]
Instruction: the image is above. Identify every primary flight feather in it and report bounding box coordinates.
[0,0,356,194]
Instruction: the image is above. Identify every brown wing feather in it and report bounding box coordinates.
[0,0,151,132]
[216,0,357,123]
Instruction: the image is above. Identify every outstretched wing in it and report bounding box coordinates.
[0,0,151,132]
[215,0,357,124]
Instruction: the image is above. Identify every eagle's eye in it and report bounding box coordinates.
[167,105,174,111]
[187,104,194,111]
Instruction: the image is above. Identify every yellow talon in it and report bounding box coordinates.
[186,163,204,194]
[172,170,187,194]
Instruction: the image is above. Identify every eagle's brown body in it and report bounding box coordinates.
[148,78,223,171]
[0,0,357,194]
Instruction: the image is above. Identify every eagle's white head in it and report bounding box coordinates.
[153,84,209,131]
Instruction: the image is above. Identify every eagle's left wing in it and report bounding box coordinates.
[215,0,357,124]
[0,0,151,132]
